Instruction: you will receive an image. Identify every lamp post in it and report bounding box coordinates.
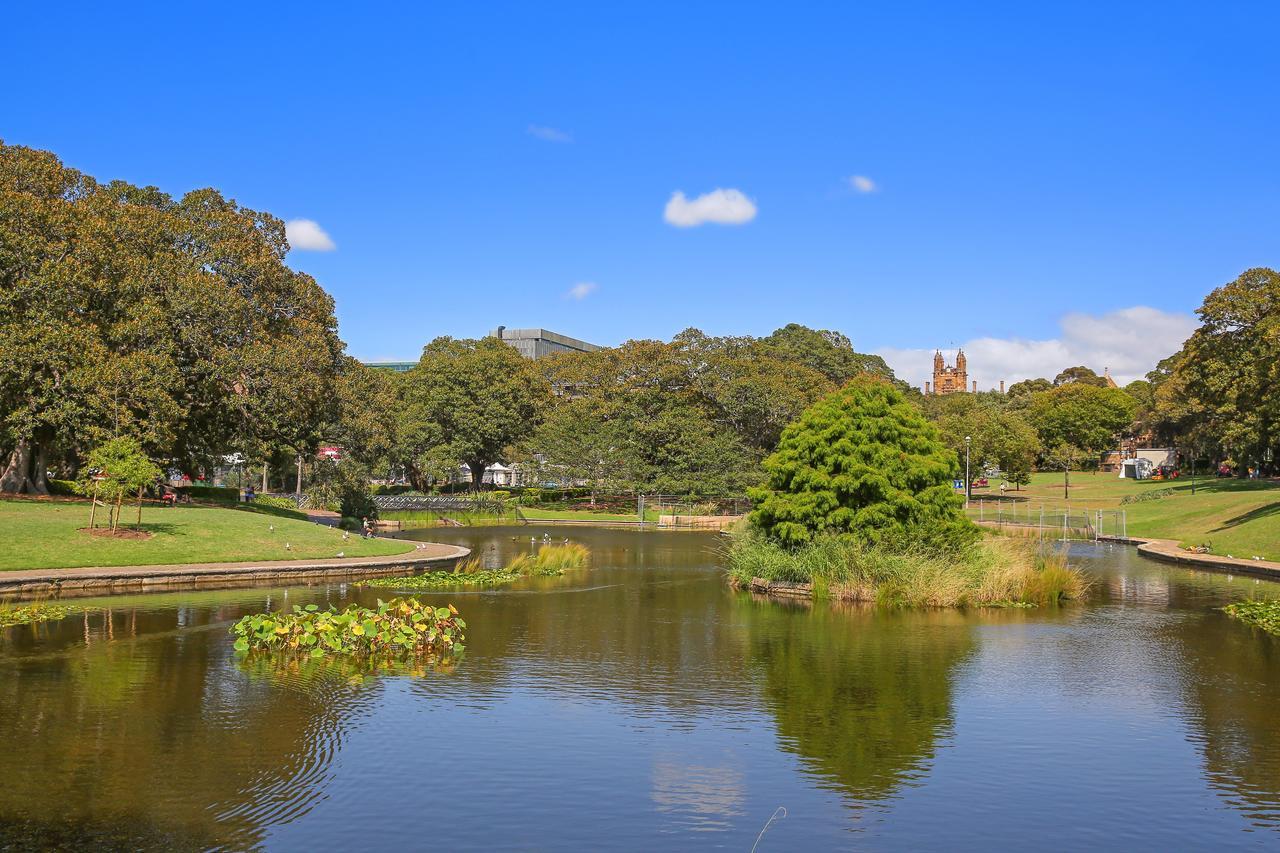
[965,435,972,507]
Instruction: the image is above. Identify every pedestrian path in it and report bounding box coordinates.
[0,540,469,598]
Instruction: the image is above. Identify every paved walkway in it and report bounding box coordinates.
[1123,537,1280,579]
[0,540,470,599]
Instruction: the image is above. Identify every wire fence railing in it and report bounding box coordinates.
[967,499,1128,542]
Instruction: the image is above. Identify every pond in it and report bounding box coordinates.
[2,526,1280,850]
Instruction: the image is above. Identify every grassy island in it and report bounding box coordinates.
[737,378,1089,609]
[0,499,413,571]
[727,531,1085,607]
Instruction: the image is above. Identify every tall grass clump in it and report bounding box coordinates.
[506,542,590,575]
[726,529,1087,608]
[361,542,590,590]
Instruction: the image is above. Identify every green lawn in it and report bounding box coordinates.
[973,472,1280,561]
[0,500,414,571]
[519,506,660,523]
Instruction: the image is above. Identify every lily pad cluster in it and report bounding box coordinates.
[0,603,77,628]
[231,598,465,657]
[1223,600,1280,635]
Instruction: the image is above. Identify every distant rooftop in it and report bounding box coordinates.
[488,327,601,360]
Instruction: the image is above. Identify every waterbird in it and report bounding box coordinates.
[269,524,274,532]
[285,542,292,551]
[336,551,345,558]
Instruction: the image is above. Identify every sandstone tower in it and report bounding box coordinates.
[927,349,968,395]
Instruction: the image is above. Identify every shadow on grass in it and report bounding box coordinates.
[1214,501,1280,530]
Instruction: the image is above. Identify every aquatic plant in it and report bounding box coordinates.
[506,542,590,575]
[0,602,78,628]
[360,543,590,590]
[1222,600,1280,635]
[231,598,465,657]
[725,530,1088,608]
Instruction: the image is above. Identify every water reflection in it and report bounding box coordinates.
[1,531,1280,847]
[0,594,382,850]
[734,595,976,803]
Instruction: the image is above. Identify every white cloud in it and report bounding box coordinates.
[285,219,336,252]
[848,175,877,193]
[566,281,597,300]
[527,124,573,143]
[877,306,1199,391]
[664,188,757,227]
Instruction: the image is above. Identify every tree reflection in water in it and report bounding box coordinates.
[735,595,977,804]
[0,599,384,850]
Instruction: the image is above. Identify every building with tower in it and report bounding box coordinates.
[927,349,970,395]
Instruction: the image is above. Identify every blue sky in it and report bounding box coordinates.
[4,2,1278,386]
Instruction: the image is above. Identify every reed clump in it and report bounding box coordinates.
[725,530,1087,608]
[361,542,590,590]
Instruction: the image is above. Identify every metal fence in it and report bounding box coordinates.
[968,499,1127,542]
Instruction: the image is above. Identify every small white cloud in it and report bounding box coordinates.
[285,219,336,252]
[877,306,1199,390]
[849,175,877,193]
[664,188,757,227]
[527,124,573,143]
[566,281,597,300]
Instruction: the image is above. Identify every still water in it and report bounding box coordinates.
[3,526,1280,850]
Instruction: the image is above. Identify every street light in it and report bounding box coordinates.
[965,435,972,507]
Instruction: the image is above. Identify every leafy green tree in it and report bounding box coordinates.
[76,437,162,531]
[307,457,377,519]
[1052,366,1107,387]
[1027,383,1136,459]
[1171,267,1280,473]
[519,397,638,500]
[400,337,551,489]
[0,141,345,493]
[749,378,976,550]
[926,393,1040,488]
[761,323,897,386]
[1007,377,1053,398]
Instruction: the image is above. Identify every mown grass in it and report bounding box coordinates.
[972,473,1280,561]
[0,499,413,570]
[725,530,1087,608]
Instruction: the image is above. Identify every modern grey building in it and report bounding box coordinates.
[488,327,601,360]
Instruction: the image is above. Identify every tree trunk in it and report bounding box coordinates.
[136,486,144,529]
[0,441,33,493]
[113,493,123,532]
[468,461,487,492]
[30,441,50,494]
[295,455,303,494]
[262,462,269,493]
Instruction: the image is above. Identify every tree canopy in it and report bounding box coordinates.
[0,141,344,493]
[400,337,551,488]
[749,378,975,549]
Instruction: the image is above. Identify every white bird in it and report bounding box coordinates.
[1253,556,1263,561]
[336,551,345,558]
[342,531,350,541]
[269,524,274,532]
[1227,554,1234,559]
[285,542,292,551]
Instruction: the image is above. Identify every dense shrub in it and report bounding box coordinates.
[749,377,977,551]
[176,485,240,503]
[47,479,77,496]
[253,495,303,511]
